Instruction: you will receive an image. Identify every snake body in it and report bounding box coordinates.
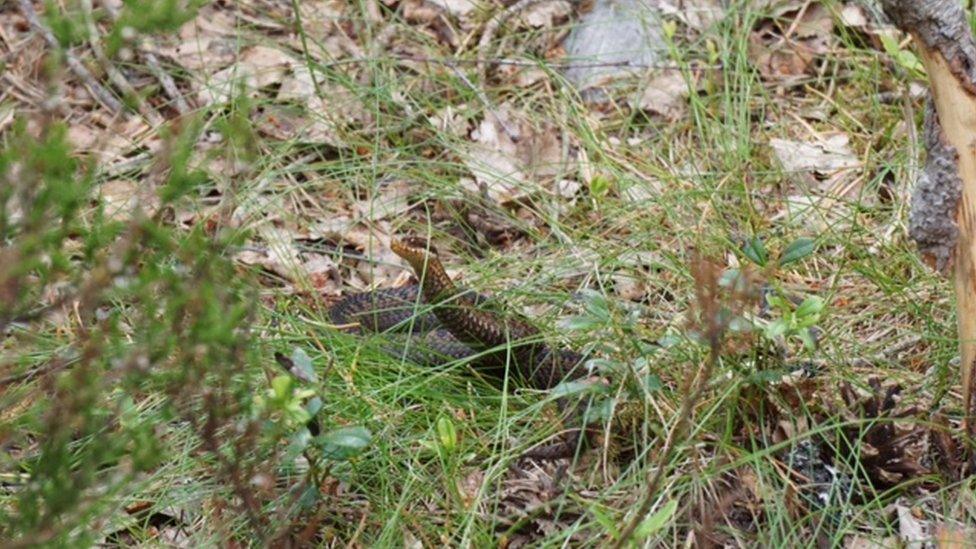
[330,237,591,458]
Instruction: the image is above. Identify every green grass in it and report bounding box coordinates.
[2,0,974,546]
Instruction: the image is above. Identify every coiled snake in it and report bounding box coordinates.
[329,237,593,459]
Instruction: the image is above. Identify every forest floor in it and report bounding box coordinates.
[1,0,974,546]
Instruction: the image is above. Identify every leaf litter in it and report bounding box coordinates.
[2,0,971,545]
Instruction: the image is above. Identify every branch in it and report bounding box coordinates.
[17,0,123,113]
[881,0,976,434]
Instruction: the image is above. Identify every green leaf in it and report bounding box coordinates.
[586,397,616,423]
[643,374,663,392]
[436,416,457,454]
[318,426,372,461]
[589,504,621,538]
[305,396,323,417]
[779,238,816,266]
[798,329,818,351]
[585,358,624,375]
[879,34,926,77]
[289,347,318,383]
[764,293,789,313]
[590,175,611,198]
[557,315,605,331]
[794,296,824,319]
[579,289,611,319]
[656,334,681,348]
[634,499,678,539]
[551,379,610,398]
[764,319,788,340]
[271,375,293,401]
[742,237,767,266]
[285,428,313,460]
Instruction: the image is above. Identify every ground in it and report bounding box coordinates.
[1,0,974,546]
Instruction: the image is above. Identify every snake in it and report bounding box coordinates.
[329,237,593,459]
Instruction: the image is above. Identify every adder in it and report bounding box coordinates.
[329,237,595,459]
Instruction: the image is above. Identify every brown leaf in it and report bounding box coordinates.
[462,106,566,203]
[637,71,692,121]
[428,0,478,18]
[845,535,898,549]
[99,179,161,221]
[749,3,834,81]
[353,180,414,219]
[199,46,296,106]
[154,6,237,72]
[770,134,860,177]
[521,0,572,28]
[935,525,974,548]
[657,0,725,31]
[896,503,929,547]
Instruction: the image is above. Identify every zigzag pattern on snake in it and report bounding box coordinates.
[328,238,593,458]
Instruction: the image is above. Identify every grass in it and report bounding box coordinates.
[2,0,974,546]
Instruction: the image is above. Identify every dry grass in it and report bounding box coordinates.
[2,0,975,546]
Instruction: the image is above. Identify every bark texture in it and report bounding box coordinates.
[883,0,976,94]
[910,99,962,272]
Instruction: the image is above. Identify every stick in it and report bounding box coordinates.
[98,0,191,115]
[477,0,554,81]
[79,0,162,125]
[881,0,976,434]
[16,0,123,113]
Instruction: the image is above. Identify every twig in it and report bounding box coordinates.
[609,347,717,548]
[410,55,691,71]
[477,0,554,81]
[79,0,162,126]
[140,49,191,114]
[98,0,191,115]
[610,259,732,548]
[16,0,123,113]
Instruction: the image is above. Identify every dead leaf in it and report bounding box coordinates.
[200,46,296,106]
[935,524,974,548]
[521,0,572,28]
[252,69,370,146]
[154,6,237,72]
[770,134,860,176]
[657,0,725,31]
[554,179,581,200]
[277,65,320,102]
[896,503,929,548]
[67,117,148,163]
[301,254,342,294]
[237,225,302,281]
[637,71,691,121]
[749,3,834,81]
[295,0,346,41]
[838,4,869,29]
[620,179,661,203]
[429,105,471,137]
[99,180,161,221]
[312,220,409,287]
[613,272,646,301]
[458,468,485,508]
[428,0,479,17]
[462,106,565,203]
[403,0,460,47]
[845,535,898,549]
[353,180,414,219]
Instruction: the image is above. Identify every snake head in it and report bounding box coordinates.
[391,237,438,265]
[391,237,446,280]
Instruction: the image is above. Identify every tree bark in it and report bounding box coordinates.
[882,0,976,432]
